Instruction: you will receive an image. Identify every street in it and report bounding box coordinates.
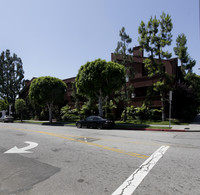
[0,123,200,195]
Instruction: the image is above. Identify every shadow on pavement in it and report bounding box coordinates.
[191,114,200,124]
[42,122,74,126]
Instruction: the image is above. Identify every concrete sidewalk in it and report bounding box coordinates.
[148,124,200,132]
[149,115,200,132]
[172,124,200,132]
[182,114,200,131]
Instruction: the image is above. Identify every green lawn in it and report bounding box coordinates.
[14,120,76,126]
[14,120,44,124]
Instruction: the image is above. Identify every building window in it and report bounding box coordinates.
[135,87,147,97]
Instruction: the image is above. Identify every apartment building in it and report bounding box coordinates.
[111,46,179,109]
[20,46,179,118]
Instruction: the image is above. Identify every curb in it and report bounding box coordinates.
[145,128,185,132]
[15,122,199,132]
[115,127,185,132]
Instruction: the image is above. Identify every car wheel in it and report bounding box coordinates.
[77,123,82,128]
[97,123,103,129]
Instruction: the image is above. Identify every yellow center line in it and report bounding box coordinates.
[1,126,149,159]
[64,134,170,147]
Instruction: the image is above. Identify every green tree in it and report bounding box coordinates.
[138,12,173,121]
[173,83,199,122]
[114,27,134,121]
[185,72,200,107]
[0,99,8,111]
[15,99,26,122]
[71,82,85,115]
[114,27,133,63]
[104,99,117,119]
[0,50,25,105]
[29,76,67,123]
[76,59,125,117]
[174,33,196,75]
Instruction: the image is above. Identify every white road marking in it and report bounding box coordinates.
[112,145,170,195]
[4,141,38,154]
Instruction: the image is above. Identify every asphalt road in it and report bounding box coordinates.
[0,123,200,195]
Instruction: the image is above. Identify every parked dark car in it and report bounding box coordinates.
[0,115,14,123]
[76,116,115,129]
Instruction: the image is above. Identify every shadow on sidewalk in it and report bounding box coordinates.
[191,114,200,125]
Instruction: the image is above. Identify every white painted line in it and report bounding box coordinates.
[4,141,38,154]
[112,145,170,195]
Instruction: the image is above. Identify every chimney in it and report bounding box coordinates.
[133,46,143,57]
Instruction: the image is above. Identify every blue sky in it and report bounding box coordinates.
[0,0,199,80]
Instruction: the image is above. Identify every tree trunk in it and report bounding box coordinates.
[161,95,166,121]
[47,103,53,123]
[105,96,109,118]
[123,83,127,122]
[98,89,103,117]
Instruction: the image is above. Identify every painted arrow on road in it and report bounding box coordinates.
[4,141,38,154]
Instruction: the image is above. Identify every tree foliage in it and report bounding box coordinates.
[76,59,125,116]
[0,99,8,111]
[71,82,85,113]
[115,27,133,64]
[121,105,161,121]
[60,105,80,121]
[29,76,67,123]
[174,33,196,75]
[138,12,173,121]
[174,34,188,66]
[173,83,199,122]
[0,50,25,105]
[15,99,26,122]
[172,34,197,121]
[114,27,134,121]
[80,98,98,118]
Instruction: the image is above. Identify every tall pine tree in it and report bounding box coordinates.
[174,33,196,75]
[114,27,134,121]
[0,50,25,106]
[138,12,173,121]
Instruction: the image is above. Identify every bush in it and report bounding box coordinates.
[121,106,136,120]
[39,108,49,120]
[61,105,80,121]
[79,100,98,119]
[106,113,115,120]
[121,104,162,121]
[149,108,162,120]
[135,104,149,120]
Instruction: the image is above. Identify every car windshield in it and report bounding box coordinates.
[85,116,103,121]
[85,116,93,121]
[93,116,103,120]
